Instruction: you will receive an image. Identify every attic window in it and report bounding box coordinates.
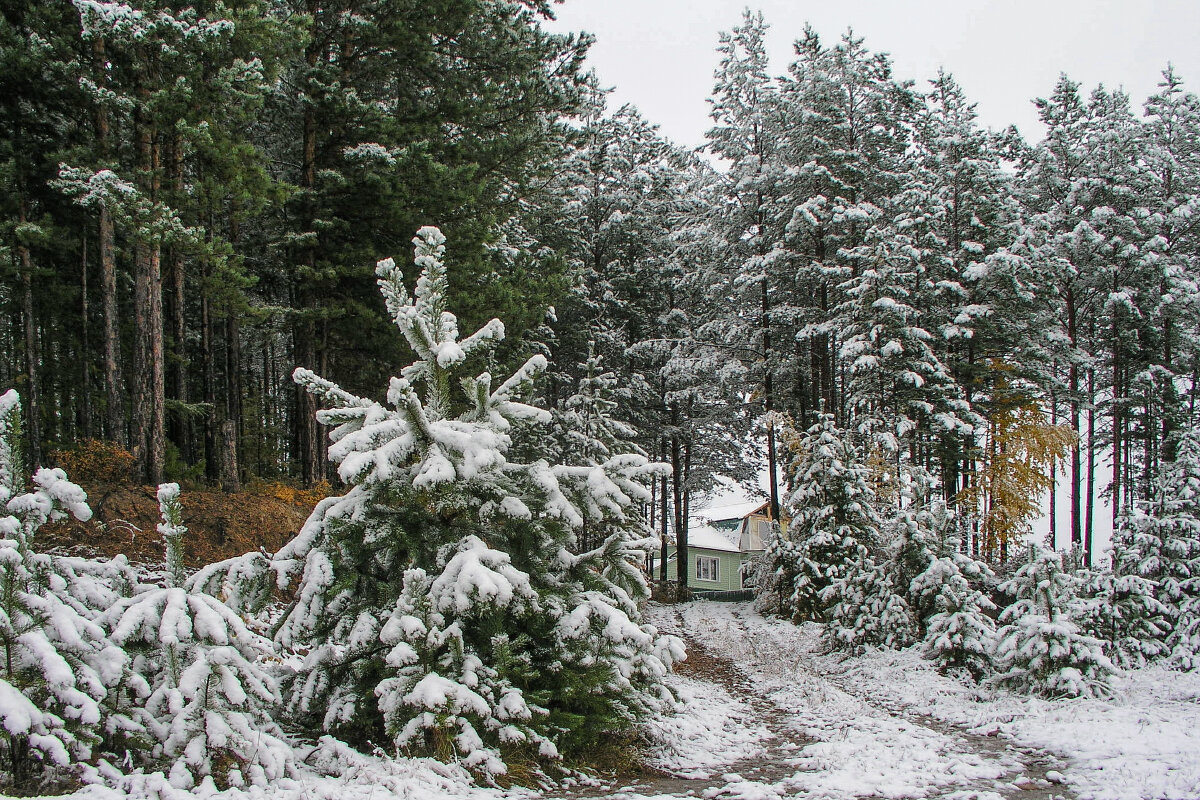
[696,555,719,582]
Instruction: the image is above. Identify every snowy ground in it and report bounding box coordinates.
[654,601,1200,800]
[31,600,1200,800]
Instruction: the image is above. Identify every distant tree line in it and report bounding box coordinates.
[5,5,1200,574]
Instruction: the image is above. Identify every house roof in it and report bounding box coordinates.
[693,500,771,525]
[684,524,741,553]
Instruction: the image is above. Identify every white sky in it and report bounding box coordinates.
[546,0,1200,150]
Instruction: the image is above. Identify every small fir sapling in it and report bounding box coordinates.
[0,390,126,786]
[991,546,1116,698]
[890,476,997,678]
[104,483,291,789]
[278,227,680,776]
[823,559,916,652]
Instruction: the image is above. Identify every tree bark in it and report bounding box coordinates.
[92,37,125,447]
[80,231,93,437]
[1067,287,1081,550]
[671,427,687,590]
[131,101,165,485]
[219,419,240,493]
[18,198,41,469]
[168,130,190,464]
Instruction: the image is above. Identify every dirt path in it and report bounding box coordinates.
[551,602,1077,800]
[718,604,1075,800]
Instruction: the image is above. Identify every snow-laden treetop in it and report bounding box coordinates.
[290,226,658,535]
[293,226,548,492]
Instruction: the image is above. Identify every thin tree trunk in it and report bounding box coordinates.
[671,427,687,591]
[1049,382,1058,549]
[1085,364,1095,566]
[1112,339,1122,526]
[93,37,124,446]
[80,227,93,438]
[201,259,218,485]
[18,197,41,469]
[659,464,668,585]
[294,36,321,486]
[1067,288,1081,550]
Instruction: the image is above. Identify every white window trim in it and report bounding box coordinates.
[696,555,720,582]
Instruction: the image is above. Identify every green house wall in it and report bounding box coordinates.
[663,546,748,591]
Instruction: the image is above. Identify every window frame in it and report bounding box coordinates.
[695,554,720,583]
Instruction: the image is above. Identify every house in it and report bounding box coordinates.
[654,501,781,592]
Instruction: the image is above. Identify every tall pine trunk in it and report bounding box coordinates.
[18,196,41,468]
[130,101,165,485]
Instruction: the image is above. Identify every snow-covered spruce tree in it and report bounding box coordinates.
[822,558,915,653]
[1126,428,1200,668]
[764,415,881,622]
[991,546,1116,698]
[277,227,679,777]
[1074,539,1169,669]
[886,472,997,678]
[911,553,997,679]
[104,484,291,789]
[0,391,124,789]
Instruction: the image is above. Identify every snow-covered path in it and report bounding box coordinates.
[643,599,1075,800]
[560,601,1073,800]
[595,600,1200,800]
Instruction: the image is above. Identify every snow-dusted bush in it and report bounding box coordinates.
[0,391,126,789]
[990,546,1116,698]
[104,483,291,789]
[275,227,680,777]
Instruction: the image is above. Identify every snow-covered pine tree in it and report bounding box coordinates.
[104,483,291,789]
[911,553,997,679]
[835,210,974,459]
[0,390,124,789]
[1074,530,1169,669]
[764,415,881,622]
[991,545,1116,698]
[1128,428,1200,668]
[276,227,679,776]
[557,343,644,462]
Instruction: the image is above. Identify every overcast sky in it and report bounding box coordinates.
[546,0,1200,151]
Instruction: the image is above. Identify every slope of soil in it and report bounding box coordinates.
[40,480,321,567]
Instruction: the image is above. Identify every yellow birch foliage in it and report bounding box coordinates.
[958,366,1077,560]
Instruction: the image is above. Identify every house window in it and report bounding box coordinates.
[696,555,719,582]
[740,561,754,588]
